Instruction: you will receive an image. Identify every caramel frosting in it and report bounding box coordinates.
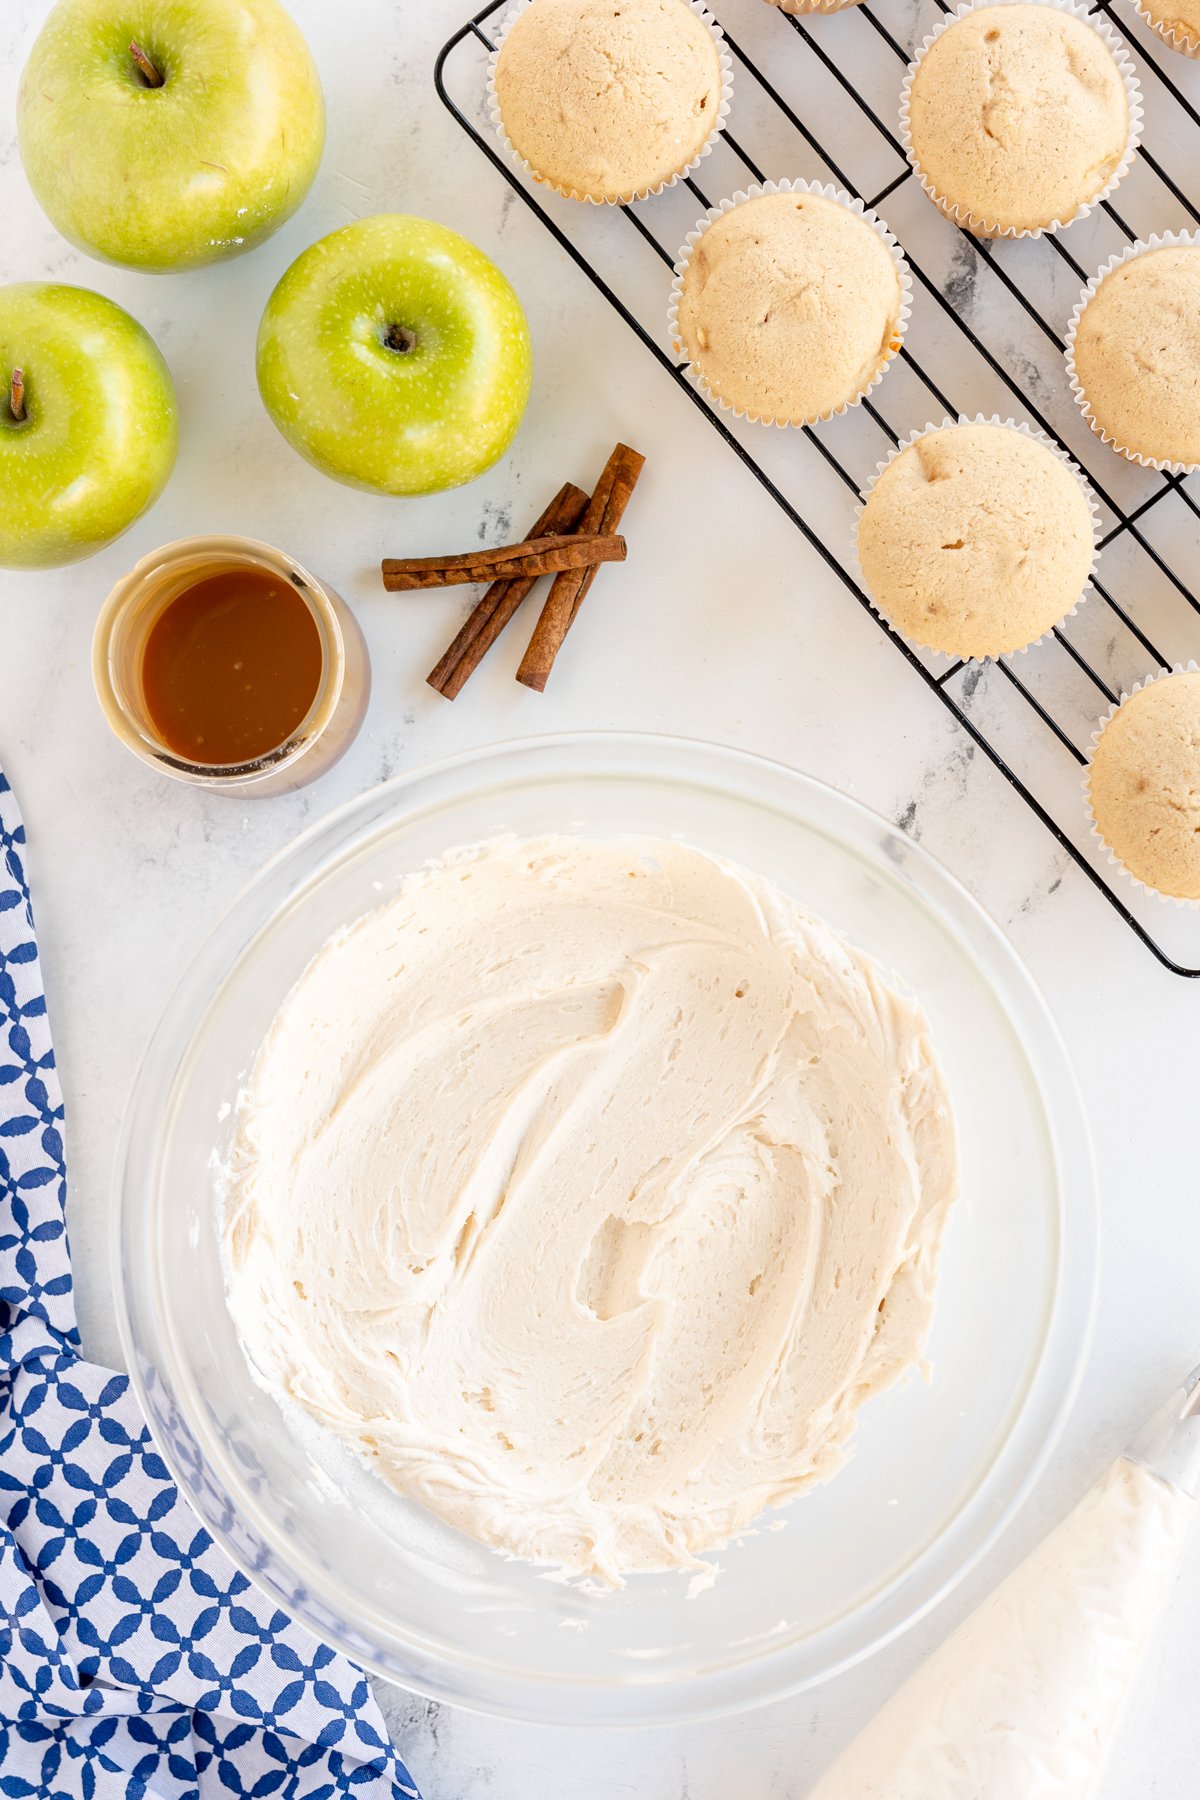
[222,836,958,1581]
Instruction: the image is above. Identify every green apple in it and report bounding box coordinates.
[256,215,534,496]
[0,284,178,569]
[17,0,325,272]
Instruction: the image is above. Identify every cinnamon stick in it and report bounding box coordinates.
[428,482,589,699]
[516,443,645,692]
[383,533,623,592]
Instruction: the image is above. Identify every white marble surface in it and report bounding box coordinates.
[2,0,1200,1793]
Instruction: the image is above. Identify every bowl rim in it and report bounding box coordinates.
[111,729,1099,1726]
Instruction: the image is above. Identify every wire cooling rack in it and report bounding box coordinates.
[435,0,1200,976]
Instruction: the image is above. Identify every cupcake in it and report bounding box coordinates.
[1067,237,1200,472]
[1086,669,1200,902]
[1135,0,1200,55]
[764,0,864,14]
[671,183,909,425]
[857,420,1096,659]
[903,1,1138,237]
[491,0,727,204]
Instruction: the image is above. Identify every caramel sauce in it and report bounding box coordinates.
[141,568,323,767]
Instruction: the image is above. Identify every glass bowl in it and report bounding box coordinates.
[113,733,1097,1726]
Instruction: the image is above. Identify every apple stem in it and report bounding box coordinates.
[384,325,418,355]
[129,39,164,87]
[9,370,25,424]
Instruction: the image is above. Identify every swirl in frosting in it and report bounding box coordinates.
[222,836,958,1581]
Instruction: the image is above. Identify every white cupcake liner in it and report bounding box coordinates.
[1065,232,1200,475]
[1133,0,1200,57]
[667,179,913,427]
[900,0,1144,240]
[852,415,1103,662]
[487,0,733,206]
[1083,662,1200,906]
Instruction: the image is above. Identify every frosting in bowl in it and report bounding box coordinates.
[222,836,958,1581]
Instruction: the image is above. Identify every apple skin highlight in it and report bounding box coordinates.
[0,283,178,570]
[255,215,535,497]
[16,0,325,272]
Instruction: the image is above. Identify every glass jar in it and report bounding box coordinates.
[92,535,371,795]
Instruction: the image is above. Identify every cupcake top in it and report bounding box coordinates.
[857,423,1094,659]
[1070,244,1200,468]
[1087,671,1200,901]
[675,190,904,424]
[906,4,1130,234]
[765,0,864,11]
[494,0,723,203]
[1137,0,1200,50]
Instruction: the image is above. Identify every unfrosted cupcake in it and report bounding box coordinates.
[492,0,726,204]
[764,0,864,14]
[1135,0,1200,55]
[904,2,1136,236]
[672,185,907,425]
[857,421,1096,659]
[1086,670,1200,901]
[1068,240,1200,470]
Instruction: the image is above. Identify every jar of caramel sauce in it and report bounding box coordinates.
[93,537,370,794]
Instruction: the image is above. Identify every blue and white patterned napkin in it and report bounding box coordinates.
[0,770,422,1800]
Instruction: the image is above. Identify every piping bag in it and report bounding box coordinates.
[809,1368,1200,1799]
